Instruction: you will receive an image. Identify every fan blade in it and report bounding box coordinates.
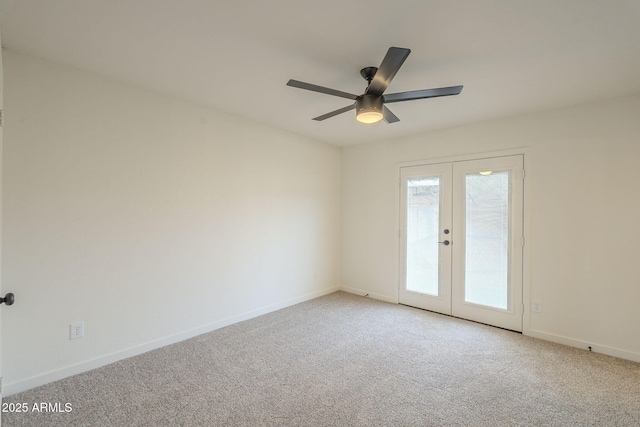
[287,79,358,100]
[312,103,356,121]
[383,106,400,123]
[366,47,411,96]
[384,85,463,103]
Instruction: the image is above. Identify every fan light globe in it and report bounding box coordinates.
[357,109,384,124]
[355,94,384,124]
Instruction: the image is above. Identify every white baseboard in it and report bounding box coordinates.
[524,328,640,364]
[4,286,339,396]
[339,285,398,304]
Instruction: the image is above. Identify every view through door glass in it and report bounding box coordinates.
[406,176,440,295]
[464,171,510,309]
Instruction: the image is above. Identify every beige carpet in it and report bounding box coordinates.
[3,291,640,426]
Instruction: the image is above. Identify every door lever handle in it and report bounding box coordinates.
[437,240,450,246]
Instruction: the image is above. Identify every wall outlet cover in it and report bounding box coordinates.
[70,322,84,340]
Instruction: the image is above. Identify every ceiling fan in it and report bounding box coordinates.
[287,47,463,124]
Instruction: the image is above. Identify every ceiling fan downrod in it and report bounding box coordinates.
[360,66,378,88]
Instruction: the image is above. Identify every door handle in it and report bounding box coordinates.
[438,240,450,246]
[1,293,15,306]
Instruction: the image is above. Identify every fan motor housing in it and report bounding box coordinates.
[356,93,383,112]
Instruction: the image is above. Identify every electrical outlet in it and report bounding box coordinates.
[70,322,84,340]
[532,301,542,313]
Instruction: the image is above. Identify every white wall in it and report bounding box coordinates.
[341,95,640,361]
[1,51,341,394]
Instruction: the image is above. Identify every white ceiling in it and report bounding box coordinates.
[2,0,639,147]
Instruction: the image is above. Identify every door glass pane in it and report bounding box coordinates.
[464,171,510,309]
[406,177,440,295]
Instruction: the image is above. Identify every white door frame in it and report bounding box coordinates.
[396,148,531,332]
[1,24,5,411]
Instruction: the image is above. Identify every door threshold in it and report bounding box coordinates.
[398,303,522,334]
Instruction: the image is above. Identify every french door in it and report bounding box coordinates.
[399,155,524,331]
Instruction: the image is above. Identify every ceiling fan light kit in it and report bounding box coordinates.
[287,47,463,125]
[355,94,384,124]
